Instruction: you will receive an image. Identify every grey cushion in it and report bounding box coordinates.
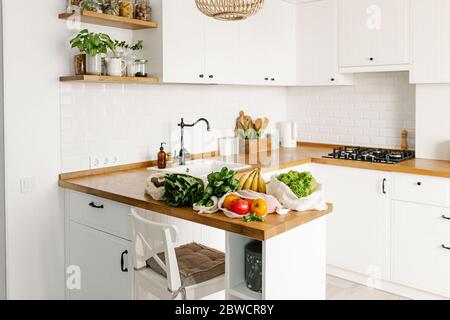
[146,242,225,287]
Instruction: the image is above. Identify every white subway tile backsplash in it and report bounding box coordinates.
[287,72,415,149]
[60,84,288,172]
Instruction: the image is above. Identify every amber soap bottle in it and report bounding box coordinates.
[157,143,167,169]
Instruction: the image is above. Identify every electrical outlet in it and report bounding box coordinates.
[90,155,121,169]
[20,177,36,193]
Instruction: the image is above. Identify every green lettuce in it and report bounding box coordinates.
[277,171,316,198]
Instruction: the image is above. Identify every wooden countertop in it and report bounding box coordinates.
[59,144,449,240]
[59,166,332,241]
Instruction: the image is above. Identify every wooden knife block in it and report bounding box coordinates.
[239,137,272,154]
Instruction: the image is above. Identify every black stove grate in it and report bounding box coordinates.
[323,146,415,164]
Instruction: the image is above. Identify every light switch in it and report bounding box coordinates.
[20,177,36,193]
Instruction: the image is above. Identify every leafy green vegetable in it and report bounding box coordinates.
[195,167,240,207]
[243,214,265,223]
[164,174,204,207]
[277,171,316,198]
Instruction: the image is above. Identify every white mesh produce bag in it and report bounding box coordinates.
[267,175,328,212]
[218,190,289,219]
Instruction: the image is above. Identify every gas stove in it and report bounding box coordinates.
[323,146,415,164]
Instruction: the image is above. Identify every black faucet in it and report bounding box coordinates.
[177,118,211,165]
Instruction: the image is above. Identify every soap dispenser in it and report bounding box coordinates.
[157,143,167,169]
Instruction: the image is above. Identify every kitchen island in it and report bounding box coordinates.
[59,144,450,300]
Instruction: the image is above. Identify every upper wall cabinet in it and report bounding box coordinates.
[237,0,297,86]
[410,0,450,84]
[134,0,296,86]
[296,0,353,86]
[339,0,410,73]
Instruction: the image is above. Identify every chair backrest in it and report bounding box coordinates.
[129,208,181,291]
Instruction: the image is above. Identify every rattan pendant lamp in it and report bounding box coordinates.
[195,0,265,21]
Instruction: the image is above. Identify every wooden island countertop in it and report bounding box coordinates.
[59,144,450,241]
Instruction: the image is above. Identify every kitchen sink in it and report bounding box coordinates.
[149,159,251,178]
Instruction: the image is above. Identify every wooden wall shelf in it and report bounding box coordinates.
[59,75,159,84]
[58,10,157,30]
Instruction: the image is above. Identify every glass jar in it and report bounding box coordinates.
[82,0,102,13]
[134,0,151,21]
[119,0,134,18]
[67,0,82,12]
[134,59,148,77]
[103,0,120,16]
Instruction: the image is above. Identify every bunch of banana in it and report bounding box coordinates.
[238,168,267,193]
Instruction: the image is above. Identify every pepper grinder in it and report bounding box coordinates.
[401,129,408,150]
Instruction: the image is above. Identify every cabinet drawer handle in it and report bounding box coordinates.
[442,245,450,251]
[442,215,450,220]
[208,75,214,79]
[89,202,104,209]
[416,182,422,186]
[264,77,269,81]
[121,250,128,272]
[382,178,387,194]
[199,74,204,78]
[369,57,374,61]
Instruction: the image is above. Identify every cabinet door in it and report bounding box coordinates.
[339,0,409,68]
[296,0,352,86]
[410,0,450,83]
[267,0,296,85]
[312,164,390,279]
[392,201,450,297]
[68,222,132,300]
[204,19,240,84]
[162,0,205,83]
[236,7,270,85]
[237,0,296,86]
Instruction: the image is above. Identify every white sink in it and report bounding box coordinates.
[149,159,251,178]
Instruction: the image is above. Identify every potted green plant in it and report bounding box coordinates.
[70,29,115,75]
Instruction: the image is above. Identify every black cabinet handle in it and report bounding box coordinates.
[442,245,450,250]
[208,75,214,79]
[270,78,275,81]
[121,250,128,272]
[264,77,269,81]
[331,78,335,82]
[89,202,104,209]
[199,74,204,78]
[382,178,387,194]
[369,57,374,61]
[417,182,422,186]
[442,215,450,220]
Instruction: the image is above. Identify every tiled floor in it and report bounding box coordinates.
[326,275,408,300]
[206,276,409,300]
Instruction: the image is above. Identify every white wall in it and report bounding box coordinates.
[2,0,69,299]
[0,0,6,300]
[287,72,416,149]
[416,84,450,161]
[60,84,287,172]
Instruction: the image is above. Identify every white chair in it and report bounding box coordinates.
[129,209,225,300]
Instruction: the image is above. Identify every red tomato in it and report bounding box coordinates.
[229,199,251,216]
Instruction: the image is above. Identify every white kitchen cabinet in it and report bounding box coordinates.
[392,173,449,208]
[68,222,132,300]
[391,201,450,298]
[236,0,296,86]
[339,0,410,72]
[296,0,353,86]
[137,0,295,86]
[312,164,391,280]
[410,0,450,83]
[137,0,239,84]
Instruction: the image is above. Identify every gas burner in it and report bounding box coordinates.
[324,147,415,164]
